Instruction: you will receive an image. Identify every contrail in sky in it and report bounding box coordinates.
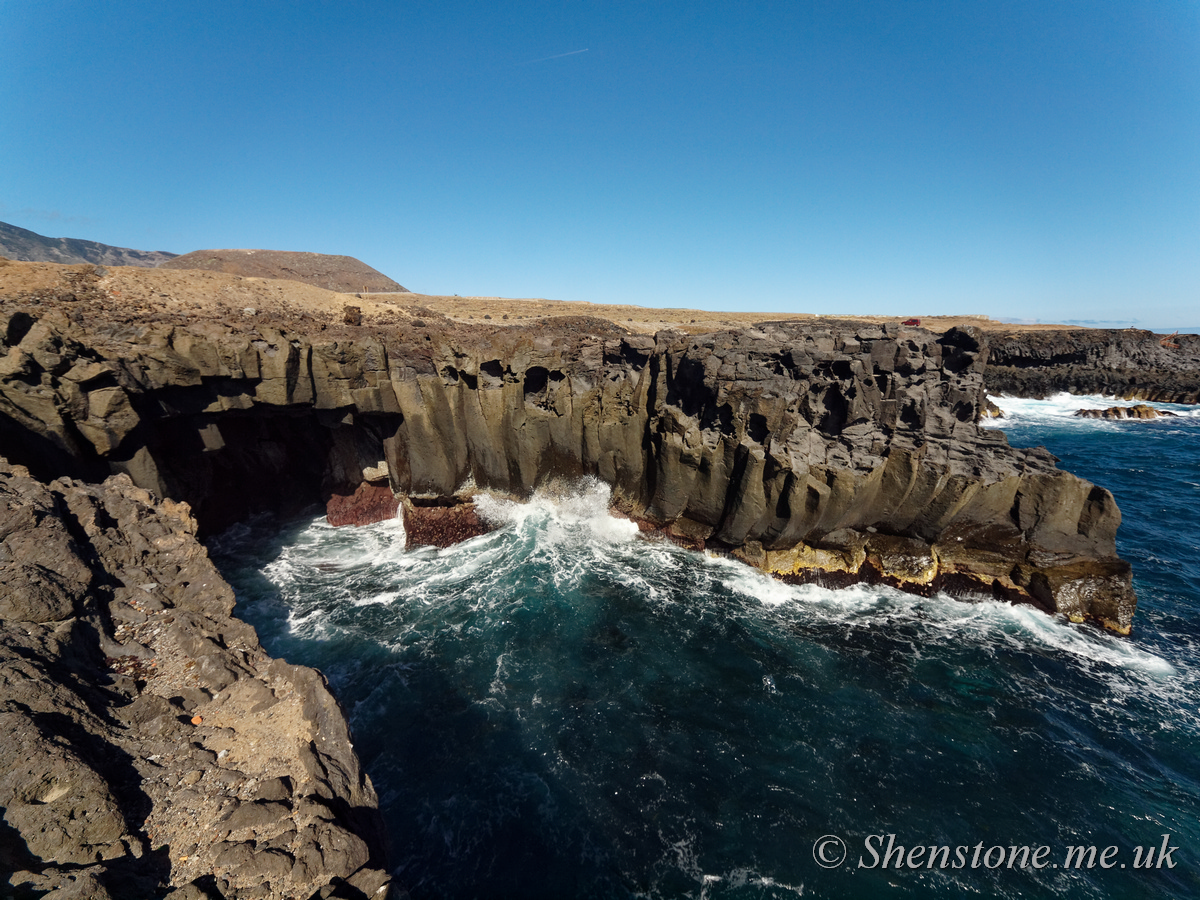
[520,48,589,65]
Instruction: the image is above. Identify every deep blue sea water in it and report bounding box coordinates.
[212,394,1200,899]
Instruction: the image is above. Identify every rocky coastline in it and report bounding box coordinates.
[3,260,1191,895]
[0,266,1139,633]
[985,327,1200,403]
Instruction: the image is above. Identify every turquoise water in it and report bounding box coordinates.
[212,395,1200,899]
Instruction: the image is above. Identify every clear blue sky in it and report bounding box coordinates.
[3,1,1197,326]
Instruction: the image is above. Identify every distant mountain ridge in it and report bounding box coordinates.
[0,220,178,267]
[0,222,409,293]
[160,248,407,293]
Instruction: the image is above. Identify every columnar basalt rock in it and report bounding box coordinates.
[0,460,393,899]
[0,298,1138,633]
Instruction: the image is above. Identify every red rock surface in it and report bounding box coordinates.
[403,502,492,548]
[326,482,400,527]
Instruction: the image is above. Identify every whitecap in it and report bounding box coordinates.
[353,591,399,607]
[721,565,801,606]
[985,392,1200,426]
[709,551,1178,678]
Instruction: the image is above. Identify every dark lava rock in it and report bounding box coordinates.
[0,306,1141,632]
[985,328,1200,403]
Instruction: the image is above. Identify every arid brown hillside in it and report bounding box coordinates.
[161,248,407,293]
[0,258,422,335]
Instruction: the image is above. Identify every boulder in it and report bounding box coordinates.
[403,500,492,548]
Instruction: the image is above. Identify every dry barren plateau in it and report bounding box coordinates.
[0,256,1083,336]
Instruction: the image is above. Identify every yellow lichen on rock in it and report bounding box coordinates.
[764,540,867,579]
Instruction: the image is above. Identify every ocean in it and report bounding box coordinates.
[212,393,1200,899]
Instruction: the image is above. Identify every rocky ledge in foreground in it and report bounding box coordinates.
[0,459,394,899]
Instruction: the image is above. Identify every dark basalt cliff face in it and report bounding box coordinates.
[986,328,1200,403]
[0,460,392,899]
[0,307,1136,635]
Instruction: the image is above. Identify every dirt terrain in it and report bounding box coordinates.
[0,258,416,333]
[365,291,1087,335]
[160,249,407,293]
[0,256,1104,336]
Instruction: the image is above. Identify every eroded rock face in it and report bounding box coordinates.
[986,328,1200,403]
[0,460,393,900]
[0,305,1138,632]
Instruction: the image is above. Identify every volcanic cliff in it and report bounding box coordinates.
[0,260,1157,896]
[0,461,391,899]
[0,262,1137,633]
[986,327,1200,403]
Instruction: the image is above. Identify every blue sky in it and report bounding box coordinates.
[3,1,1197,326]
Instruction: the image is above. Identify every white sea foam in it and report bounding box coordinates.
[475,478,639,544]
[717,559,800,607]
[696,869,806,899]
[985,391,1200,426]
[265,515,406,578]
[248,481,1180,688]
[353,591,400,607]
[286,606,330,638]
[710,548,1177,677]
